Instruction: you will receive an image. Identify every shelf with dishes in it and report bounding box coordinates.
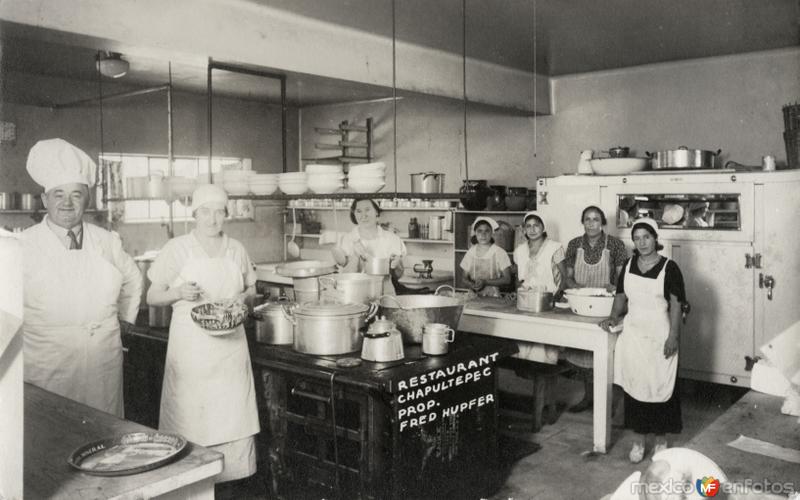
[0,208,108,214]
[284,233,454,245]
[105,193,462,202]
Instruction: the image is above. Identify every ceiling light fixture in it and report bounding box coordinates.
[96,51,129,79]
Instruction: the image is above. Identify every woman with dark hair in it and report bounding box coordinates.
[600,218,687,463]
[564,205,629,412]
[332,198,406,295]
[513,211,566,293]
[460,217,511,297]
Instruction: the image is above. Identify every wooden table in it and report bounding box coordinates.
[25,384,223,500]
[459,297,617,453]
[687,391,800,492]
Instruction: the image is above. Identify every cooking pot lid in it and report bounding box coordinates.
[276,260,337,278]
[254,299,293,316]
[296,299,368,317]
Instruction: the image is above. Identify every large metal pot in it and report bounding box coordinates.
[283,299,378,355]
[648,146,722,170]
[319,273,383,304]
[410,172,445,193]
[378,287,464,344]
[252,298,294,345]
[516,289,554,313]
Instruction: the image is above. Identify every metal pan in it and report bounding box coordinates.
[647,146,722,170]
[67,431,187,476]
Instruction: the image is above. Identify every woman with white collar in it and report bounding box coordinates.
[147,184,259,486]
[513,211,566,294]
[600,218,687,463]
[332,198,406,295]
[460,217,511,297]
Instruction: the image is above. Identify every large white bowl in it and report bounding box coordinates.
[589,158,649,175]
[306,164,344,174]
[250,183,278,195]
[564,288,614,317]
[308,183,344,194]
[279,184,308,195]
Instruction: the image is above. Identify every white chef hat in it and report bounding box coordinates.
[26,139,97,192]
[523,210,546,227]
[191,184,228,212]
[472,216,499,234]
[631,217,659,236]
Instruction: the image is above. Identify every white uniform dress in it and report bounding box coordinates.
[460,244,511,297]
[340,226,407,295]
[513,238,565,363]
[22,218,142,417]
[149,233,260,482]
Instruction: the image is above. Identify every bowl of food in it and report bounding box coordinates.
[564,288,615,317]
[191,299,249,334]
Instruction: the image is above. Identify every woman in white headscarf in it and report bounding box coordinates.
[460,217,511,297]
[600,218,687,463]
[147,184,259,485]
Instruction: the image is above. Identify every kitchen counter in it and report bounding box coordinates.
[458,297,617,453]
[687,390,800,490]
[24,383,223,500]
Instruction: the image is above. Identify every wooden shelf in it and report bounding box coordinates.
[107,193,462,202]
[0,209,107,214]
[286,206,456,211]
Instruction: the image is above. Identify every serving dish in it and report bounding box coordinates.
[564,288,615,317]
[589,158,649,175]
[67,432,187,476]
[191,300,248,334]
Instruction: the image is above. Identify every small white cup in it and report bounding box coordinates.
[422,323,455,355]
[762,155,776,172]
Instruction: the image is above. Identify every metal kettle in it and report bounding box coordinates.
[361,317,404,362]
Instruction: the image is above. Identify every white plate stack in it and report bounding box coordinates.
[278,172,309,195]
[306,164,345,194]
[347,162,386,193]
[249,173,279,195]
[223,170,254,195]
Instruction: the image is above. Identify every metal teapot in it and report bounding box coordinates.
[361,317,404,362]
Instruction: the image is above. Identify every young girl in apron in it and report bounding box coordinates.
[600,218,686,463]
[460,217,511,297]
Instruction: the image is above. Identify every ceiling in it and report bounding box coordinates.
[1,0,798,106]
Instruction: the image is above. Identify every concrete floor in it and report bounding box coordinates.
[222,373,745,500]
[491,373,746,500]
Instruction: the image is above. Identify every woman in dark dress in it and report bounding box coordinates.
[599,218,687,463]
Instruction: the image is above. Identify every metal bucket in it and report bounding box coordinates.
[410,172,444,193]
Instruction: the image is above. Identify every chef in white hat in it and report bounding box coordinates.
[22,138,142,417]
[147,184,259,486]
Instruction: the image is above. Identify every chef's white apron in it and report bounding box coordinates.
[24,226,125,417]
[159,243,259,448]
[614,257,678,403]
[468,246,502,297]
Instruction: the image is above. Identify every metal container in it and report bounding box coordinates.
[648,146,722,170]
[0,192,11,210]
[148,305,172,328]
[410,172,445,193]
[319,273,383,304]
[283,299,378,355]
[378,289,464,344]
[361,317,404,362]
[421,323,455,355]
[428,216,443,240]
[20,193,38,211]
[516,289,554,313]
[252,299,294,345]
[363,257,390,276]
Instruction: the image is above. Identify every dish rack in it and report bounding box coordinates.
[313,118,373,165]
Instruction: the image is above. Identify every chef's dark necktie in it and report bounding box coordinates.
[67,229,80,250]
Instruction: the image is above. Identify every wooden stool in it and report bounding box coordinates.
[500,358,570,432]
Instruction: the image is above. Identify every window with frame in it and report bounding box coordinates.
[100,153,252,223]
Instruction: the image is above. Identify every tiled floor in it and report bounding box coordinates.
[219,374,745,500]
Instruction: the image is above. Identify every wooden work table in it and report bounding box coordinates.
[24,383,223,500]
[459,296,617,453]
[687,390,800,492]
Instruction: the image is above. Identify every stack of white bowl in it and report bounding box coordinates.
[347,162,386,193]
[222,170,253,195]
[306,164,345,194]
[278,172,308,195]
[249,173,279,195]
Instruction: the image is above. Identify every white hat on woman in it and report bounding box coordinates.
[631,217,659,236]
[191,184,228,212]
[472,216,499,234]
[523,210,546,226]
[26,139,97,192]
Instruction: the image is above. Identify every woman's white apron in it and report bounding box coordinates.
[614,258,678,403]
[159,241,259,447]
